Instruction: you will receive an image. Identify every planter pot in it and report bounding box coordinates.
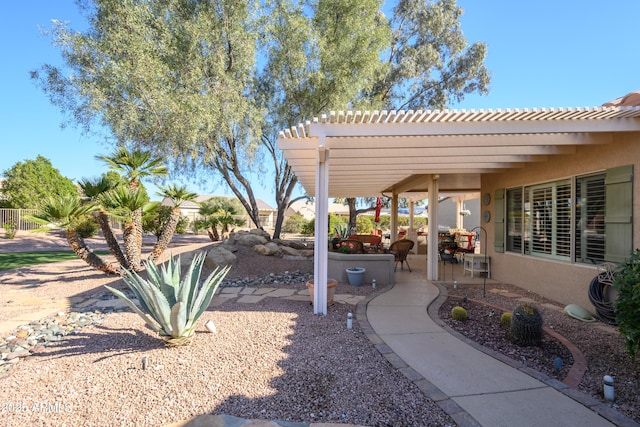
[346,267,366,286]
[306,278,338,305]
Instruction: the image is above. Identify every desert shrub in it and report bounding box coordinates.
[451,306,467,321]
[2,221,17,239]
[356,215,375,233]
[509,304,543,347]
[282,214,307,234]
[302,218,315,235]
[73,215,99,238]
[500,312,512,327]
[614,248,640,359]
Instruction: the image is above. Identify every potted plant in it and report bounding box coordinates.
[346,267,366,286]
[306,278,338,305]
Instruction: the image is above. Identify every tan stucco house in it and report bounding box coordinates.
[277,91,640,314]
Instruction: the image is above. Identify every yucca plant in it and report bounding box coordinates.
[105,252,230,346]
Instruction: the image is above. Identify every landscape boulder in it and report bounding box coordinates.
[228,230,269,247]
[204,245,237,270]
[253,242,282,257]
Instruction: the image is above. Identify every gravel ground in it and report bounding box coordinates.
[0,235,455,427]
[2,232,639,425]
[438,282,640,424]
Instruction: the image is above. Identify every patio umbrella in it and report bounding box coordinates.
[374,197,382,222]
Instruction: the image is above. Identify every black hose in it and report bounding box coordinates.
[588,276,617,325]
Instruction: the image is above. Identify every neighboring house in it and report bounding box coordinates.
[289,200,350,220]
[278,90,640,312]
[160,195,277,229]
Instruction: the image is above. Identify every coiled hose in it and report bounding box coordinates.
[588,276,617,325]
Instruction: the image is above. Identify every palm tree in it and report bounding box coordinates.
[27,195,118,275]
[96,147,167,270]
[79,177,129,270]
[100,186,150,271]
[96,147,168,260]
[147,184,197,262]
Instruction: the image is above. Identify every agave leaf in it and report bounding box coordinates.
[187,265,230,327]
[170,302,187,338]
[122,268,174,334]
[104,285,162,333]
[121,269,157,317]
[150,258,177,307]
[181,252,206,311]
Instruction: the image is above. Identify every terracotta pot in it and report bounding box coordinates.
[306,278,338,305]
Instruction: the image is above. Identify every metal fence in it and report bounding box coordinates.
[0,209,38,231]
[0,209,124,232]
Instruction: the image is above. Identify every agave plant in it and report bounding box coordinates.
[105,252,230,346]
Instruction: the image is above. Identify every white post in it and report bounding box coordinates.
[427,175,439,281]
[314,140,330,315]
[391,195,399,242]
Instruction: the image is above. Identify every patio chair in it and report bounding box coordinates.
[390,239,414,271]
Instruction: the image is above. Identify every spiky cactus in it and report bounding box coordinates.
[509,304,543,346]
[106,252,230,346]
[451,306,468,321]
[500,312,512,327]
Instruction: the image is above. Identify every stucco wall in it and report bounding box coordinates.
[480,131,640,310]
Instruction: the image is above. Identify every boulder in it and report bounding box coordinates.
[300,249,315,258]
[280,246,301,257]
[253,242,282,257]
[228,230,268,247]
[204,246,237,270]
[272,239,312,250]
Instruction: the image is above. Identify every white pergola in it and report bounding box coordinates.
[277,106,640,314]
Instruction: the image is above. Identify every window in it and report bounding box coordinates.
[505,174,603,264]
[499,166,632,264]
[576,174,605,263]
[523,180,571,260]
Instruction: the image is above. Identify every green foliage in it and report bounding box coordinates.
[451,306,467,322]
[509,304,543,347]
[143,206,177,237]
[105,252,230,346]
[334,223,353,239]
[282,214,307,234]
[614,249,640,359]
[356,215,375,234]
[26,194,96,232]
[2,221,17,239]
[301,218,315,236]
[33,0,489,239]
[500,312,512,327]
[1,156,77,209]
[72,215,99,238]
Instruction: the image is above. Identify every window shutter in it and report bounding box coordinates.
[494,189,505,253]
[605,165,633,263]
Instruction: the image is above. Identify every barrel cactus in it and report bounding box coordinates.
[106,251,230,347]
[451,306,468,322]
[509,304,543,346]
[500,312,512,327]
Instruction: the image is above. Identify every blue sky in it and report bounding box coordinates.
[2,1,639,206]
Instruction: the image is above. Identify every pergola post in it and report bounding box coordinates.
[313,140,329,314]
[427,175,439,281]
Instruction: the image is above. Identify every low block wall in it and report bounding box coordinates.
[328,252,395,285]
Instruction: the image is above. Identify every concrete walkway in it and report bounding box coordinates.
[360,255,631,427]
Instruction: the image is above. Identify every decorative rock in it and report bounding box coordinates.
[204,246,238,271]
[228,231,268,247]
[15,330,29,339]
[253,243,281,257]
[204,320,217,334]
